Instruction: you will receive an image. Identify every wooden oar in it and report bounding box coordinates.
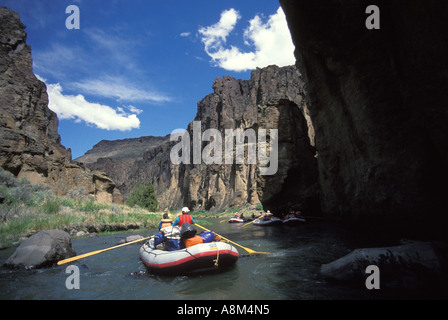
[195,223,269,255]
[242,220,255,228]
[57,236,153,266]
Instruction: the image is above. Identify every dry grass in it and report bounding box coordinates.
[0,168,161,247]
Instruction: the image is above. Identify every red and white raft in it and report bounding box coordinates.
[139,240,239,275]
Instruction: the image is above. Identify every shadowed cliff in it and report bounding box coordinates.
[279,0,448,240]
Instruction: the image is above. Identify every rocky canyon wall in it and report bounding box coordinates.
[80,65,318,213]
[180,65,318,213]
[279,0,448,238]
[0,7,122,204]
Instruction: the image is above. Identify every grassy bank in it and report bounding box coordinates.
[0,169,161,247]
[0,169,263,248]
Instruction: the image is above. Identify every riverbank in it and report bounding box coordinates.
[0,168,262,248]
[0,197,255,250]
[0,188,249,250]
[0,198,162,248]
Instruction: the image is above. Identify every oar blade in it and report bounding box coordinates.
[243,248,270,255]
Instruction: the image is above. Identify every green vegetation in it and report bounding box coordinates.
[0,169,160,248]
[126,180,158,211]
[0,169,265,248]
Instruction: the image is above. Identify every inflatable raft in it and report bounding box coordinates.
[252,217,283,226]
[228,217,252,223]
[283,216,306,225]
[139,240,239,275]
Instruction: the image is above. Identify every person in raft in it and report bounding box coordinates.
[158,213,173,230]
[172,207,195,227]
[153,224,182,251]
[261,210,273,221]
[180,222,221,249]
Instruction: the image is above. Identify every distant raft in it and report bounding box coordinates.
[139,240,239,275]
[252,217,283,226]
[282,216,306,225]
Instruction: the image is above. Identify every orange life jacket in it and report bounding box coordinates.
[184,235,203,248]
[160,219,172,229]
[178,214,193,227]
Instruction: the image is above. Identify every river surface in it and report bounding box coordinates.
[0,218,426,300]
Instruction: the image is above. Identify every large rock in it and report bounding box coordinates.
[0,7,123,204]
[279,0,448,238]
[321,241,447,289]
[4,230,76,269]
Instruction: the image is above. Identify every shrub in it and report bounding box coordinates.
[0,168,18,188]
[79,199,106,213]
[67,187,88,201]
[43,198,61,215]
[126,180,158,211]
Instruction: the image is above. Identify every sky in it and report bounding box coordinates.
[2,0,295,159]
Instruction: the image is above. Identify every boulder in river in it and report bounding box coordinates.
[3,230,76,269]
[117,235,144,245]
[320,241,447,289]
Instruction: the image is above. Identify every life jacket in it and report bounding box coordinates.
[184,235,204,248]
[178,214,193,227]
[160,218,172,229]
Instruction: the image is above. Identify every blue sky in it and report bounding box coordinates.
[2,0,295,159]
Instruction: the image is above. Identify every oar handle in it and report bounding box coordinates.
[242,220,255,228]
[195,224,268,255]
[57,236,152,266]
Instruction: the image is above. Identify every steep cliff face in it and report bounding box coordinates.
[170,65,317,212]
[81,65,317,213]
[0,7,122,204]
[279,0,448,238]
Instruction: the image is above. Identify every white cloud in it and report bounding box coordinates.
[127,105,143,115]
[47,83,140,131]
[198,7,295,72]
[199,8,240,52]
[71,76,171,103]
[180,32,191,37]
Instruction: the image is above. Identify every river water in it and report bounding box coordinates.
[0,218,425,300]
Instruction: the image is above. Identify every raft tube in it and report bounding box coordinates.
[283,216,306,225]
[139,241,239,275]
[228,217,252,223]
[252,217,283,226]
